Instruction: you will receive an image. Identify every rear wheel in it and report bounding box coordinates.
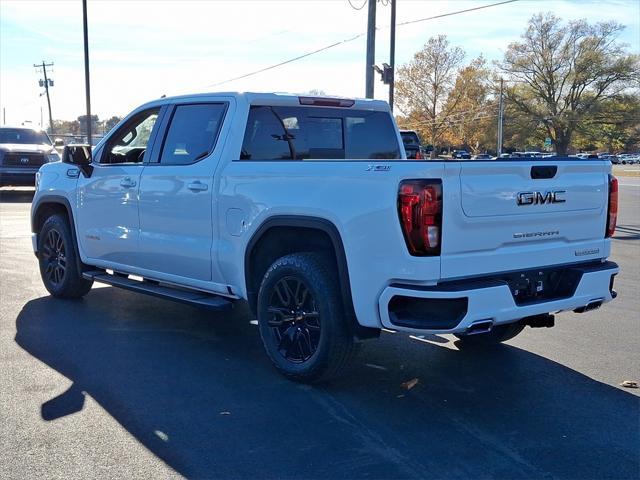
[257,253,356,383]
[38,214,93,298]
[455,322,524,347]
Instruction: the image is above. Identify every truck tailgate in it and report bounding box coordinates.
[440,160,610,280]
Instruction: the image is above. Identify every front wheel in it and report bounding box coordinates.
[38,214,93,299]
[455,322,525,347]
[257,253,356,383]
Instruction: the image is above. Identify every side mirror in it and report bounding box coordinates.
[53,138,65,148]
[62,145,93,177]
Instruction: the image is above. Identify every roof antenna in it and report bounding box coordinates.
[160,94,166,98]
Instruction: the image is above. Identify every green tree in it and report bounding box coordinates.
[499,13,639,155]
[395,35,465,157]
[52,119,80,135]
[442,57,495,153]
[102,116,122,134]
[77,114,100,137]
[573,94,640,152]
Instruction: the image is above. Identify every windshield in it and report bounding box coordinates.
[401,132,420,146]
[0,128,52,145]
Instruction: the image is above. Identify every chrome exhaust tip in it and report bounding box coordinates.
[573,299,604,313]
[465,319,494,335]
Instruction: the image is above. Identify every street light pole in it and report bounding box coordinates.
[389,0,396,111]
[82,0,92,146]
[34,61,55,133]
[365,0,376,99]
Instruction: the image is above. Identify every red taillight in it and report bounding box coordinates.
[606,175,618,238]
[398,180,442,256]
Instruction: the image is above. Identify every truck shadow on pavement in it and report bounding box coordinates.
[614,224,640,241]
[15,287,640,479]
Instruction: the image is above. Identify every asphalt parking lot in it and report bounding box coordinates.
[1,174,638,479]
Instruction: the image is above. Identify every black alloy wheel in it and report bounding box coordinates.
[38,214,93,298]
[41,228,67,287]
[267,276,321,363]
[257,253,357,383]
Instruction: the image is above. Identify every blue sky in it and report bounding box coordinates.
[1,0,638,126]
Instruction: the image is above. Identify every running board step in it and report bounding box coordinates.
[82,271,233,311]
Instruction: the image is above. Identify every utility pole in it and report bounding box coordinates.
[82,0,92,146]
[2,108,5,125]
[388,0,396,111]
[34,61,54,134]
[365,0,376,99]
[497,77,504,156]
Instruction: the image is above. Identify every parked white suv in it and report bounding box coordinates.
[31,92,619,382]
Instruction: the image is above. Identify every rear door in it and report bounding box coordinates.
[136,100,230,282]
[440,160,609,279]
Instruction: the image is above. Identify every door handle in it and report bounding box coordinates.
[187,181,208,192]
[120,177,137,188]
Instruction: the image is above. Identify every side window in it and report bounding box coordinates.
[345,113,400,159]
[160,103,227,165]
[239,105,400,161]
[101,109,159,164]
[240,106,293,160]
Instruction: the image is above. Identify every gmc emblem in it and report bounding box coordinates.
[516,190,566,205]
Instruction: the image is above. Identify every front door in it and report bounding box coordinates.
[75,108,161,266]
[137,102,228,282]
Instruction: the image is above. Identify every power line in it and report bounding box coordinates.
[347,0,368,11]
[208,32,366,87]
[207,0,521,88]
[396,0,519,27]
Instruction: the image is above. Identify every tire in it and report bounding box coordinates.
[257,252,356,383]
[38,214,93,299]
[455,322,525,347]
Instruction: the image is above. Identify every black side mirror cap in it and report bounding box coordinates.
[62,145,93,177]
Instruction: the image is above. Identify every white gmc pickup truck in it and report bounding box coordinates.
[31,92,619,382]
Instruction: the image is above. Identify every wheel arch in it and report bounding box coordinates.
[32,195,85,271]
[244,215,378,340]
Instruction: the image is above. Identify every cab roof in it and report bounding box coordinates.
[142,91,391,112]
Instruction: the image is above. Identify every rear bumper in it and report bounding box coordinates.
[378,261,619,334]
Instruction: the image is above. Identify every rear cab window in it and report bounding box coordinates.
[401,131,420,146]
[240,105,400,160]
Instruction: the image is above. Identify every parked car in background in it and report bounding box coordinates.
[599,154,620,164]
[451,149,471,159]
[618,154,638,164]
[399,130,425,159]
[472,153,493,160]
[523,151,544,158]
[0,126,60,186]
